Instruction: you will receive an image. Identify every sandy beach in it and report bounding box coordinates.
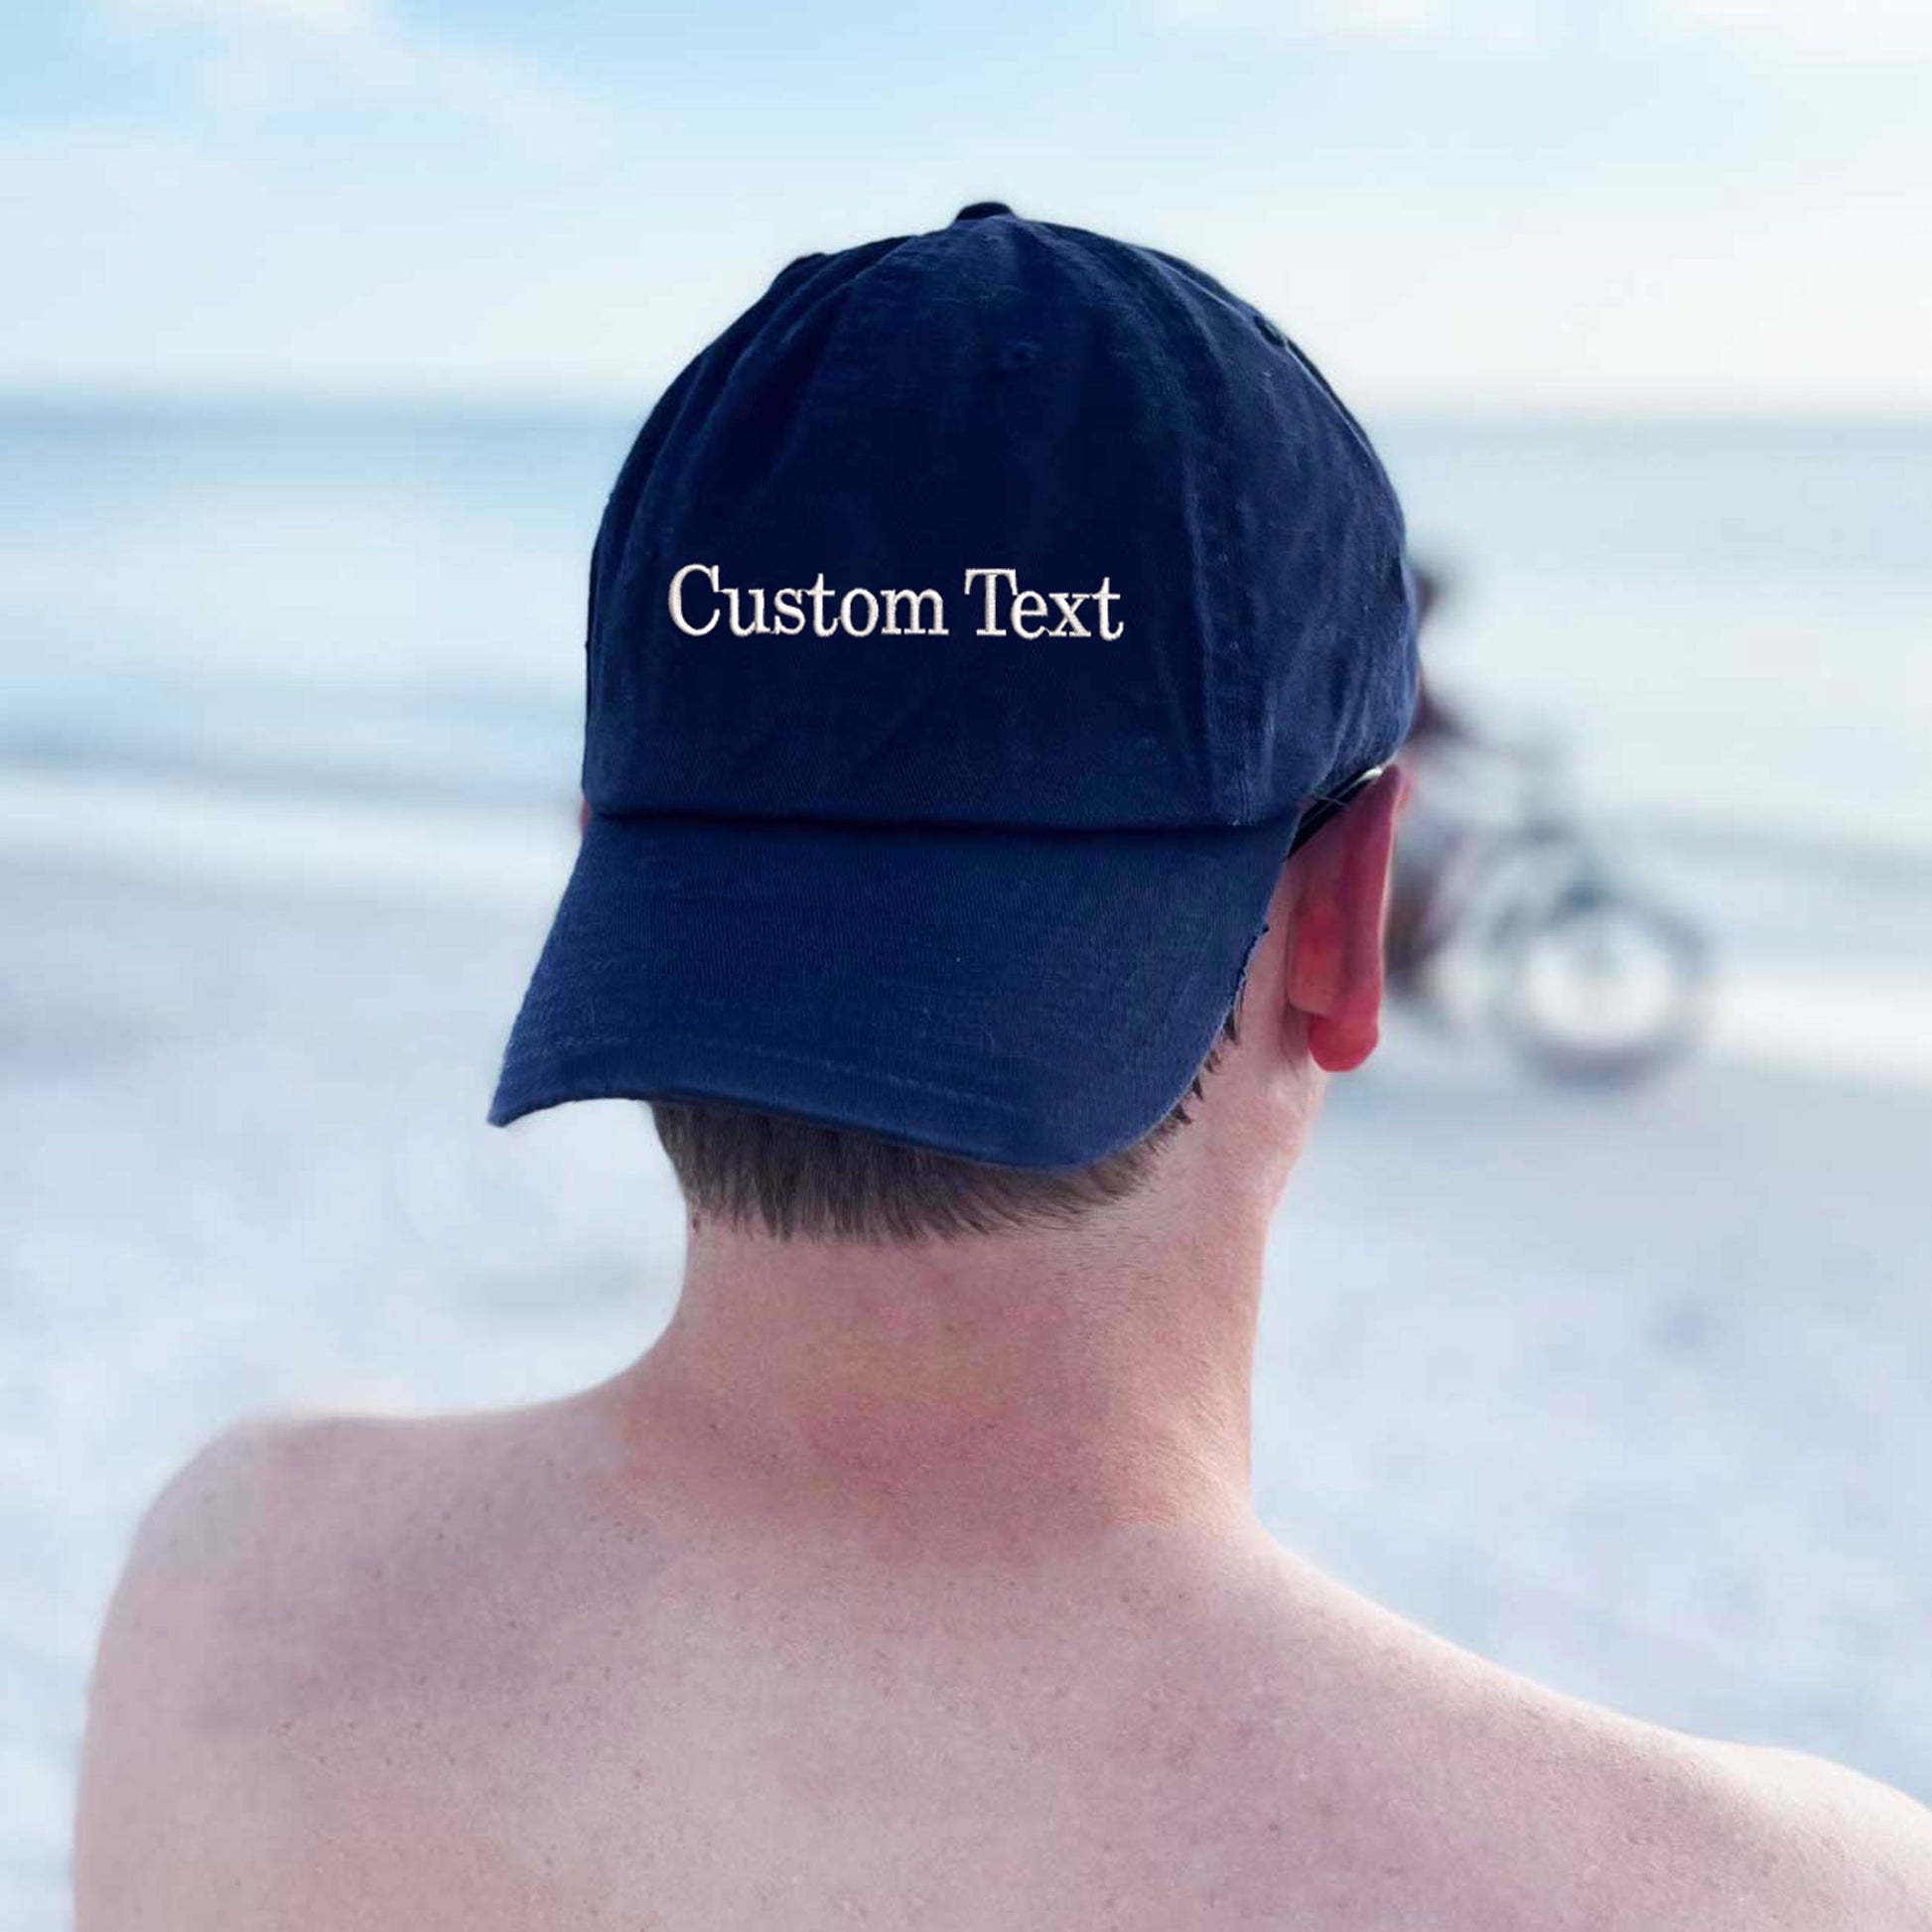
[4,774,1929,1928]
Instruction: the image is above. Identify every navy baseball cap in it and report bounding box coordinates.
[488,202,1418,1170]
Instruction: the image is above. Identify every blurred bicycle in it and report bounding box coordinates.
[1386,729,1711,1084]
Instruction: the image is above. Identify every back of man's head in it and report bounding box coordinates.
[488,205,1419,1234]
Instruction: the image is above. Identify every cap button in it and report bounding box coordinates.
[952,201,1014,222]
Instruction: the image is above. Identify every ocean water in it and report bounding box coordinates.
[0,404,625,809]
[2,404,1929,867]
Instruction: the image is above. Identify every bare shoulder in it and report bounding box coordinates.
[81,1407,435,1695]
[73,1407,514,1929]
[1701,1734,1932,1928]
[1200,1545,1932,1931]
[1449,1650,1932,1928]
[1568,1722,1932,1930]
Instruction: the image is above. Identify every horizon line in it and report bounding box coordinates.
[2,384,1930,432]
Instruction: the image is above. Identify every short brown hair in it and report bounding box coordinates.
[649,1006,1241,1243]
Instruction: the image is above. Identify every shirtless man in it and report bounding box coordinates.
[74,204,1932,1929]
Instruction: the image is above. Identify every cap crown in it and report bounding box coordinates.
[583,210,1417,831]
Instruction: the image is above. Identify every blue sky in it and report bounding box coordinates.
[3,0,1928,409]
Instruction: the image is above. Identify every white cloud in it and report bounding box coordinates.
[1144,0,1932,56]
[92,0,608,161]
[1637,0,1932,56]
[112,0,382,34]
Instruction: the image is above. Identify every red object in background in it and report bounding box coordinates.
[579,797,591,834]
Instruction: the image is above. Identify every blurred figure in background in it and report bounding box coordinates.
[1385,559,1711,1082]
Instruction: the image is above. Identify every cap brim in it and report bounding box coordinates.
[488,809,1301,1171]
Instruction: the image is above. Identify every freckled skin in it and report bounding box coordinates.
[73,775,1932,1927]
[72,1397,1932,1930]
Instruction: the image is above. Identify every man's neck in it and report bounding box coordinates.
[614,1172,1276,1564]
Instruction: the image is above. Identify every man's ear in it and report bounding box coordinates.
[1281,764,1407,1073]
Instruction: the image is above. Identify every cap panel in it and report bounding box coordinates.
[1245,326,1420,801]
[585,236,911,789]
[1091,228,1418,816]
[585,213,1415,836]
[584,217,1277,831]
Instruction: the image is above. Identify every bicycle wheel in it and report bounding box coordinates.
[1487,882,1710,1084]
